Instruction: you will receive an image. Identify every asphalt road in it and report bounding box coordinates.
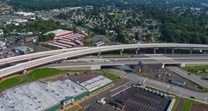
[44,54,208,68]
[167,66,208,88]
[124,73,208,103]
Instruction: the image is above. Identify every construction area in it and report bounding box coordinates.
[0,72,114,111]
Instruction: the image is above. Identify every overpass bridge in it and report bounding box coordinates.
[0,47,87,66]
[43,54,208,70]
[1,43,208,78]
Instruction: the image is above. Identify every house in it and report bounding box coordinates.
[25,36,38,42]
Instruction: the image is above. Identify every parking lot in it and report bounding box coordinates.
[112,87,171,111]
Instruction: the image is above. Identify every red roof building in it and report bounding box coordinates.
[44,29,74,39]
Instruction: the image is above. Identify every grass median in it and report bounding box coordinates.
[182,65,208,75]
[182,98,208,111]
[102,71,123,82]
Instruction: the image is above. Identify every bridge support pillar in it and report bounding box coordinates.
[153,48,157,54]
[171,48,175,54]
[23,70,26,75]
[136,48,140,55]
[98,52,101,56]
[190,48,193,54]
[120,49,123,55]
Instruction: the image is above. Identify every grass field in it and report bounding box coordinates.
[102,71,123,82]
[27,68,69,81]
[182,98,208,111]
[0,76,24,91]
[114,13,125,19]
[183,65,208,75]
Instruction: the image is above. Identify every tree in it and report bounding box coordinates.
[39,33,55,42]
[135,32,140,40]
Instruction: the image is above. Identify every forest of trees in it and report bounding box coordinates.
[2,0,208,11]
[3,20,68,36]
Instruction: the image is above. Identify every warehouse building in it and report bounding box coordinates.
[0,74,113,111]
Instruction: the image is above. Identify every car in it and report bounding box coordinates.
[187,73,191,75]
[113,59,117,61]
[167,73,171,76]
[190,96,195,99]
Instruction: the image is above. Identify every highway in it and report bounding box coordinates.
[1,43,208,66]
[1,43,208,78]
[44,54,208,69]
[0,47,87,66]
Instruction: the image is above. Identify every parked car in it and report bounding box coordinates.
[190,96,195,99]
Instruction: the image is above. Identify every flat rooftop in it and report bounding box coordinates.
[80,75,112,91]
[69,72,102,83]
[44,29,73,37]
[0,79,87,111]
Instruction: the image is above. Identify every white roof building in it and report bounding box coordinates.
[13,12,35,16]
[44,29,74,39]
[0,29,3,35]
[80,75,112,92]
[0,80,87,111]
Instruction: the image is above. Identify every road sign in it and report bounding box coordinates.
[139,61,143,67]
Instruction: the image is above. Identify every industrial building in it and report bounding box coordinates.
[0,74,113,111]
[12,46,33,54]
